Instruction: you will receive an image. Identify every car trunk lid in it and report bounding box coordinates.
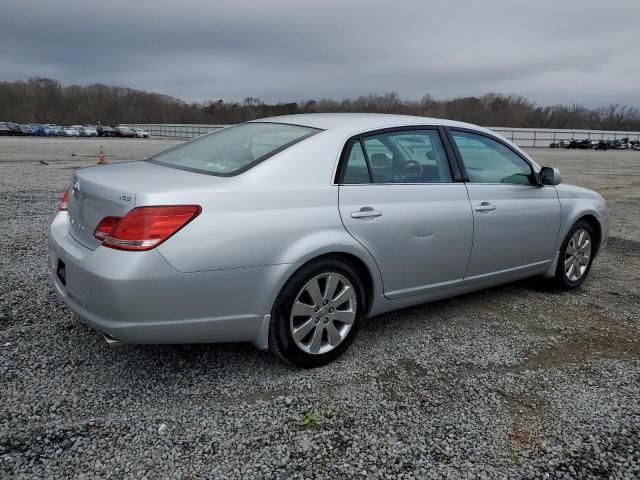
[67,160,224,250]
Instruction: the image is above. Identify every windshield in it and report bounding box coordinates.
[148,122,320,176]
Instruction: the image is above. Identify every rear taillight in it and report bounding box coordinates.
[60,188,69,211]
[93,216,121,241]
[98,205,201,251]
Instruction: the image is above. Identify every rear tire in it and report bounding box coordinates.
[269,257,365,368]
[552,220,596,290]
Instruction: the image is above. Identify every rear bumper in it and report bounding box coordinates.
[48,212,288,347]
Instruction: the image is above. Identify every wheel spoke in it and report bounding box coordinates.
[292,318,316,342]
[326,322,342,346]
[324,274,340,301]
[305,279,324,307]
[308,326,324,354]
[566,261,575,279]
[292,301,316,318]
[333,309,356,325]
[332,285,355,307]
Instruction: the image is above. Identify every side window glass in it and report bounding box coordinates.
[342,141,371,184]
[362,138,394,183]
[452,131,534,185]
[363,130,452,183]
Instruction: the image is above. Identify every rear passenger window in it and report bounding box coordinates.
[452,131,534,185]
[342,141,371,184]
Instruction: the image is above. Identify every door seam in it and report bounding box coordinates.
[461,182,475,280]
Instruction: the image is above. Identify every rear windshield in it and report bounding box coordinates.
[148,122,320,176]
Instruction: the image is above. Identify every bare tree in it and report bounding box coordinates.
[1,78,639,130]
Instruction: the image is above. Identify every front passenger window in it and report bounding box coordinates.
[452,131,534,185]
[363,130,452,183]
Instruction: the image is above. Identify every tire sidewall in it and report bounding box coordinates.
[270,258,365,368]
[555,220,595,289]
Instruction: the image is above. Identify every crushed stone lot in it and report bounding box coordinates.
[1,137,639,479]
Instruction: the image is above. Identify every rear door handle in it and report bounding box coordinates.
[474,202,496,212]
[351,207,383,219]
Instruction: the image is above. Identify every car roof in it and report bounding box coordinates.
[249,113,493,136]
[248,112,539,168]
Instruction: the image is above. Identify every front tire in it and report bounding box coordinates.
[552,220,596,290]
[269,257,365,368]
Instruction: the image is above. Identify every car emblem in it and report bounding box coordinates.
[72,181,80,196]
[69,217,86,231]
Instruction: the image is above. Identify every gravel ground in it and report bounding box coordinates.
[1,137,639,479]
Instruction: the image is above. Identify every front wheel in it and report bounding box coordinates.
[552,220,596,290]
[269,258,365,368]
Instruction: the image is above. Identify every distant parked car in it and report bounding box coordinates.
[0,122,12,136]
[132,128,150,138]
[97,126,115,137]
[59,127,80,137]
[48,125,61,136]
[549,140,568,149]
[6,122,21,135]
[18,124,35,136]
[36,124,60,136]
[115,126,136,138]
[70,125,87,137]
[83,126,98,137]
[567,138,590,149]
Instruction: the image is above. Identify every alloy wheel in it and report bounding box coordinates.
[289,272,357,355]
[564,228,592,282]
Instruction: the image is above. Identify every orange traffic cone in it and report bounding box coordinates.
[98,145,107,164]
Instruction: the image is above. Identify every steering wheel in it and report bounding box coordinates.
[393,160,423,182]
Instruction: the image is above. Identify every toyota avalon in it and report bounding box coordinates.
[49,114,609,367]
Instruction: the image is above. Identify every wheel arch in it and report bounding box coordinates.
[253,246,383,351]
[575,214,602,254]
[276,250,379,317]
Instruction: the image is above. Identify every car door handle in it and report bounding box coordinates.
[351,207,383,219]
[474,202,496,212]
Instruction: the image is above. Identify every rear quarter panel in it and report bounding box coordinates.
[155,130,382,277]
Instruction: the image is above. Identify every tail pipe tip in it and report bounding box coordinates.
[104,334,125,348]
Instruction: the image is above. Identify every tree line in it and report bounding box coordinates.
[1,77,640,131]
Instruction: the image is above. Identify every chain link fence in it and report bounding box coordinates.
[122,123,640,147]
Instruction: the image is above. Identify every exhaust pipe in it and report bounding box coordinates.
[104,334,125,348]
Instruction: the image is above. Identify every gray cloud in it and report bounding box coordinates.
[1,0,639,106]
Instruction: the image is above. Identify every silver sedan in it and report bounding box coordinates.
[49,114,609,367]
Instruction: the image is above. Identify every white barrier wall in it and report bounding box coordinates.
[122,123,640,147]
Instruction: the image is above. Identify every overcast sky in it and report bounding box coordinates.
[1,0,639,107]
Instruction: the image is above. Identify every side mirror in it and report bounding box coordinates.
[539,166,561,186]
